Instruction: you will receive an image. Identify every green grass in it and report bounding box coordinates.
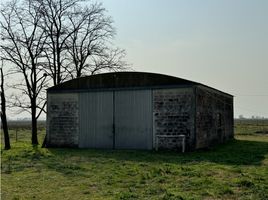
[1,121,268,200]
[235,119,268,135]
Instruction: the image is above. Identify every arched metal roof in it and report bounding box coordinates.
[47,71,232,96]
[48,72,198,90]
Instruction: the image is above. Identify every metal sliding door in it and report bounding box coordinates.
[115,90,152,149]
[79,92,113,148]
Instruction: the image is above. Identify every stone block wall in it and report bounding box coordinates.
[195,86,234,149]
[47,93,79,147]
[153,88,195,151]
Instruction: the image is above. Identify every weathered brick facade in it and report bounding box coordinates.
[153,88,195,150]
[47,93,79,147]
[195,86,234,149]
[46,72,234,151]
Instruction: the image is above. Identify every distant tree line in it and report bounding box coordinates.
[0,0,128,148]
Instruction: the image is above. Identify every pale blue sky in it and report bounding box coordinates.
[101,0,268,118]
[2,0,267,119]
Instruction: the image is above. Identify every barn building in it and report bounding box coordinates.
[46,72,234,151]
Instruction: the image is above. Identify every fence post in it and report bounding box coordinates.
[182,136,185,153]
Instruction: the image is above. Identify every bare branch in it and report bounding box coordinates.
[1,0,49,144]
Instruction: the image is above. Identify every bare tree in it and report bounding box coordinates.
[0,1,49,145]
[65,2,127,78]
[31,0,80,85]
[33,0,127,83]
[1,0,127,145]
[88,47,127,75]
[0,64,11,150]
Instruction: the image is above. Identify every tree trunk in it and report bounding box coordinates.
[0,96,11,150]
[0,114,10,150]
[77,69,82,78]
[0,68,11,150]
[31,100,38,145]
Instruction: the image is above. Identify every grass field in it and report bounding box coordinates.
[1,120,268,200]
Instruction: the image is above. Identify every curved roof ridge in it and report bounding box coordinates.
[47,71,232,97]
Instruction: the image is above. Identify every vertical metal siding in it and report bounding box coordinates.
[79,92,113,148]
[115,90,152,150]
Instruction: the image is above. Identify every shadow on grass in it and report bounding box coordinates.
[47,139,268,167]
[2,138,268,175]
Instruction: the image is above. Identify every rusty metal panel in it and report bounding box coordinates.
[79,92,113,148]
[114,90,152,150]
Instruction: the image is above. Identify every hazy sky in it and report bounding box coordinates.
[2,0,268,119]
[100,0,268,118]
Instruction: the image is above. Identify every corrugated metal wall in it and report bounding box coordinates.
[78,90,153,149]
[79,92,114,148]
[115,90,152,149]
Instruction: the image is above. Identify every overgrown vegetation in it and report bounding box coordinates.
[1,120,268,199]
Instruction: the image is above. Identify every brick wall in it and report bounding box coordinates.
[195,86,234,149]
[153,88,195,151]
[47,93,79,147]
